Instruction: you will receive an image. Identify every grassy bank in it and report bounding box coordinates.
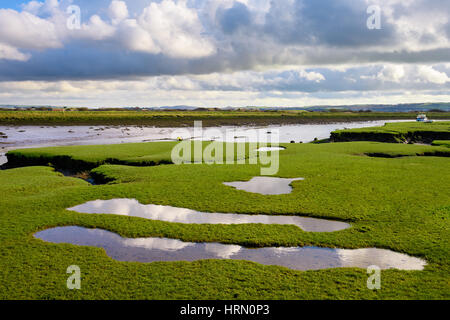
[331,121,450,143]
[2,110,450,126]
[432,140,450,148]
[0,141,449,299]
[3,141,254,172]
[5,140,450,171]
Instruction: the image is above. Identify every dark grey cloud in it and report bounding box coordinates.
[264,0,396,47]
[0,0,449,82]
[2,43,450,82]
[216,2,251,34]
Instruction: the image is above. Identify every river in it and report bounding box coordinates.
[0,120,413,166]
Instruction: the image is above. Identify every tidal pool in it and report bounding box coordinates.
[68,198,350,232]
[223,177,304,195]
[34,226,427,271]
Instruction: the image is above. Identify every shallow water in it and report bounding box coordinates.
[34,226,427,271]
[256,147,286,152]
[0,121,415,168]
[212,120,413,143]
[68,198,350,232]
[0,120,413,150]
[223,177,304,195]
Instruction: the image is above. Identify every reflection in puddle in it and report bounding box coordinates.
[223,177,304,195]
[35,227,427,271]
[68,198,350,232]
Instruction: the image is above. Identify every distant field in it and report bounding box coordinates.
[1,110,450,126]
[331,121,450,143]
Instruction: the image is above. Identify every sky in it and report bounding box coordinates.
[0,0,450,108]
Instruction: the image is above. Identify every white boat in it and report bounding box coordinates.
[416,114,433,123]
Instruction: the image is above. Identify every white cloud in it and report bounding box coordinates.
[21,0,60,16]
[417,66,450,84]
[72,0,216,58]
[298,70,325,82]
[137,0,216,58]
[1,0,216,61]
[21,1,43,15]
[0,0,449,107]
[0,43,30,61]
[116,19,160,54]
[376,65,405,82]
[108,0,129,25]
[0,9,61,51]
[43,0,59,12]
[1,77,450,108]
[78,15,116,41]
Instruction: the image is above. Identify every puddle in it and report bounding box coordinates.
[256,147,285,152]
[223,177,304,195]
[34,227,427,271]
[68,198,350,232]
[0,153,7,166]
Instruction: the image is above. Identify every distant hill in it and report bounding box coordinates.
[253,103,450,112]
[147,105,198,111]
[1,103,449,112]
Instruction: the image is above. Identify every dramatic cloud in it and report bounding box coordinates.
[108,0,128,25]
[0,0,449,107]
[0,8,61,51]
[136,0,216,58]
[0,43,30,61]
[416,66,450,84]
[217,2,251,34]
[375,65,405,83]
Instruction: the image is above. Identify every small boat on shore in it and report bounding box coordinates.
[416,114,433,123]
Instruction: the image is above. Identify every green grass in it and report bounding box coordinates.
[1,110,450,126]
[432,140,450,148]
[5,141,255,171]
[0,141,449,299]
[331,121,450,143]
[6,140,450,171]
